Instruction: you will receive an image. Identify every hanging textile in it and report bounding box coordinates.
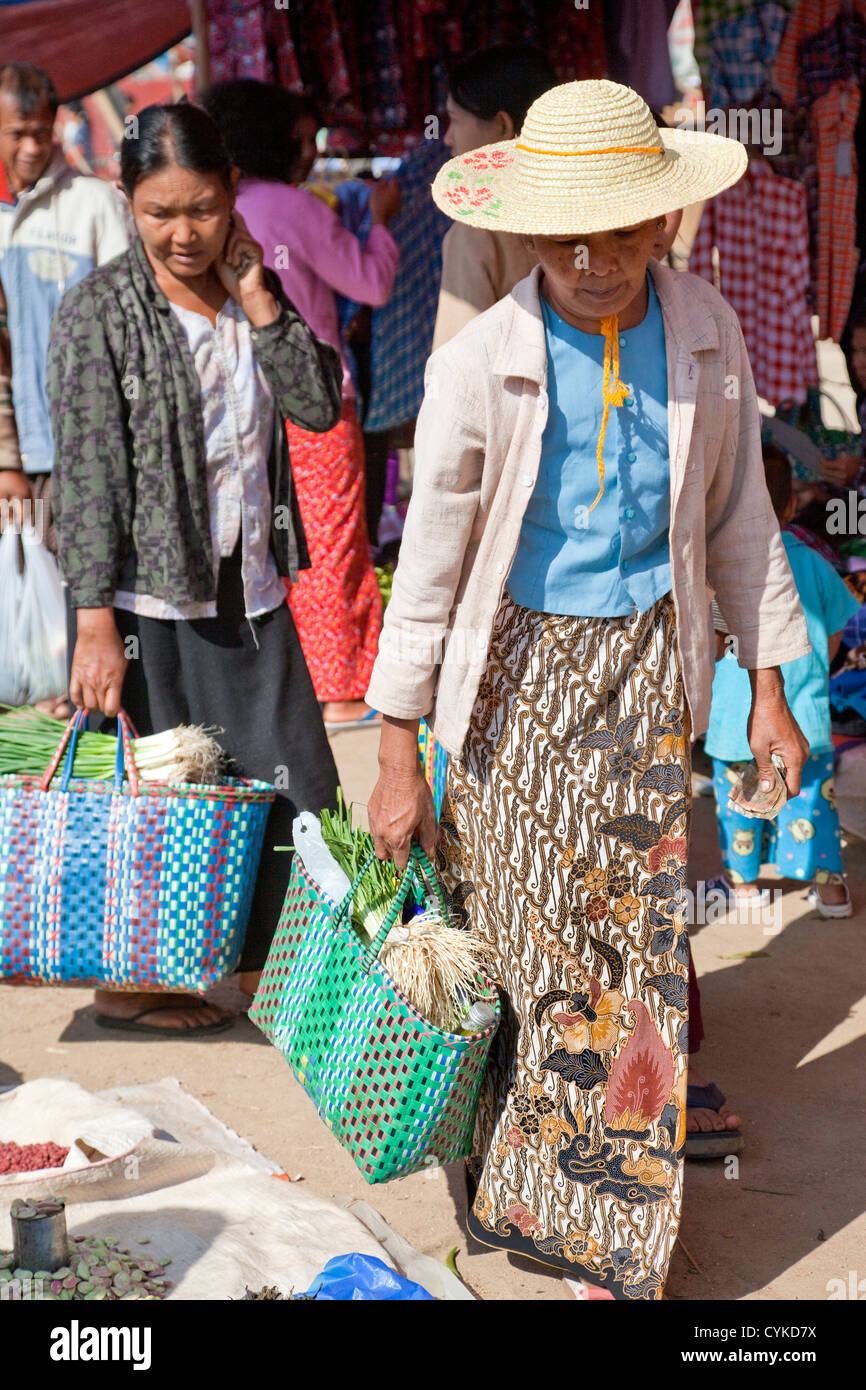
[692,0,796,90]
[604,0,680,109]
[689,159,818,404]
[204,0,608,150]
[812,79,862,341]
[771,2,866,341]
[705,1,789,109]
[774,0,866,107]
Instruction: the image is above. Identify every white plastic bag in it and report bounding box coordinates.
[0,522,67,704]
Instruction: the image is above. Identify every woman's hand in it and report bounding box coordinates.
[215,211,278,325]
[820,453,861,489]
[70,608,128,717]
[746,667,810,799]
[368,715,437,871]
[0,470,33,527]
[368,766,437,872]
[369,177,402,227]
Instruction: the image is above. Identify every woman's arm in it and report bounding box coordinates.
[46,288,133,609]
[219,212,343,433]
[366,349,486,719]
[46,286,133,714]
[705,308,811,795]
[249,297,343,433]
[293,186,400,308]
[366,349,485,865]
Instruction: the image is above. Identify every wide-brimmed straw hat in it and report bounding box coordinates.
[432,79,747,234]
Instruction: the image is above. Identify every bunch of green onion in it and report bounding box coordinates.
[318,791,492,1031]
[319,789,398,939]
[0,705,226,785]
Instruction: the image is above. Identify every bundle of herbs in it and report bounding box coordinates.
[0,705,226,785]
[319,791,491,1032]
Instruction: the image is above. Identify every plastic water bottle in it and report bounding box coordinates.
[291,812,352,903]
[459,1001,496,1034]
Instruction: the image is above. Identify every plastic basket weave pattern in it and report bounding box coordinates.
[418,719,447,817]
[0,710,274,989]
[249,847,498,1184]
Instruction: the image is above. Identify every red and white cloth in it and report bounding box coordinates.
[689,159,818,404]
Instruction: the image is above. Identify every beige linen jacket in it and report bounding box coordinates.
[366,260,811,759]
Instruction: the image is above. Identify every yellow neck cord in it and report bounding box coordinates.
[587,314,629,515]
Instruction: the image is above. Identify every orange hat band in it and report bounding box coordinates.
[514,144,663,157]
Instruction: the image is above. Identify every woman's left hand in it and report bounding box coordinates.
[215,211,277,322]
[746,667,810,799]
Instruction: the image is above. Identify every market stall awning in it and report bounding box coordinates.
[0,0,190,102]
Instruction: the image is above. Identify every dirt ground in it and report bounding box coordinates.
[2,727,864,1302]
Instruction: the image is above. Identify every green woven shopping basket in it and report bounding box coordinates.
[249,844,499,1184]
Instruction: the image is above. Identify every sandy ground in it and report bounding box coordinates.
[2,727,864,1302]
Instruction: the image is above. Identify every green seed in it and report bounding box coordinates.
[76,1261,89,1279]
[59,1290,73,1301]
[53,1266,71,1279]
[76,1280,93,1295]
[0,1255,13,1270]
[160,1257,171,1267]
[12,1269,32,1281]
[137,1237,150,1245]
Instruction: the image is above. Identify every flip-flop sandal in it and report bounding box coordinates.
[324,709,382,734]
[93,1000,235,1037]
[686,1082,745,1159]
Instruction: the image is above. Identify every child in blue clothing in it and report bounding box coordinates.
[705,446,860,918]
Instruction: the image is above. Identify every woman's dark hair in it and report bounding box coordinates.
[762,443,793,522]
[448,44,556,130]
[204,80,321,184]
[119,101,234,198]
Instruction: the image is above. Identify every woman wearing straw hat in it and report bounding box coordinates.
[366,81,810,1300]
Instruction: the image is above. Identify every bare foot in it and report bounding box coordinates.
[687,1064,741,1133]
[93,989,232,1031]
[237,971,262,998]
[323,700,380,724]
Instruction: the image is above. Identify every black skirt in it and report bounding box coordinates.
[108,548,340,972]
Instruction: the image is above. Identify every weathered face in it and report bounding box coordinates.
[528,220,661,327]
[0,93,55,193]
[129,160,235,281]
[444,94,511,157]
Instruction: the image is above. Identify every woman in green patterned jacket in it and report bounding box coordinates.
[47,102,342,1034]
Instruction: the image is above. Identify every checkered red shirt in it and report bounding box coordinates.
[689,160,818,405]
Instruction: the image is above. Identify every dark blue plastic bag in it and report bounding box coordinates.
[304,1253,434,1301]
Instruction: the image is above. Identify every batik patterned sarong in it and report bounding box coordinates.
[436,592,691,1300]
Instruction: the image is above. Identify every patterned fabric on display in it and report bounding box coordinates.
[705,1,789,108]
[689,160,817,403]
[285,400,382,702]
[436,593,691,1301]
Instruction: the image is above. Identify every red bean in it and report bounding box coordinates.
[0,1141,69,1174]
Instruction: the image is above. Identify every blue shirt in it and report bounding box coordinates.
[506,274,671,617]
[705,532,861,761]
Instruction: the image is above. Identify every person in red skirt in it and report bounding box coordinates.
[207,81,401,731]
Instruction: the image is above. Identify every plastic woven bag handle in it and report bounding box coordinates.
[331,843,452,969]
[38,707,140,795]
[366,845,451,968]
